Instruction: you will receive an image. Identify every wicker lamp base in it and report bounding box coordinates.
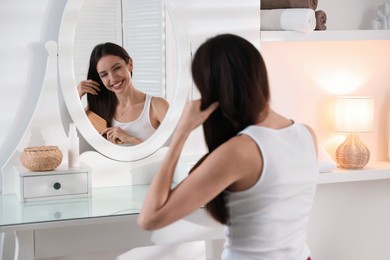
[336,133,370,169]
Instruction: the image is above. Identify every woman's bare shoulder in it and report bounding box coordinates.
[150,96,169,124]
[216,134,262,170]
[214,134,262,191]
[151,96,169,111]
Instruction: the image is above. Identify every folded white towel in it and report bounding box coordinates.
[261,8,316,33]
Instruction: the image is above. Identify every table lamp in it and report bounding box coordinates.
[334,96,374,169]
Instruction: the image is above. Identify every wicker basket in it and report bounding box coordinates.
[20,146,63,171]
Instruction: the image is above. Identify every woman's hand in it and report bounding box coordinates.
[175,100,219,137]
[101,126,143,145]
[77,80,101,99]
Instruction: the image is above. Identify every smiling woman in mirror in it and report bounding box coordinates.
[77,42,169,145]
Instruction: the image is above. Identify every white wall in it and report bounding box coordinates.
[316,0,386,30]
[0,1,49,150]
[261,40,390,161]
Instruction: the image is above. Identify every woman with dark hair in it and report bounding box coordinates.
[138,34,318,260]
[77,42,169,145]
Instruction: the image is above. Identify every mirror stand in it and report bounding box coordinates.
[79,148,169,188]
[1,41,70,195]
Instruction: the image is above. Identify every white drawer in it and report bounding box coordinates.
[14,165,92,202]
[23,173,88,199]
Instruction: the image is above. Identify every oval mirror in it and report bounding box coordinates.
[59,0,191,161]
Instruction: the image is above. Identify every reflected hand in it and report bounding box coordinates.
[176,99,219,136]
[77,80,100,99]
[101,126,143,145]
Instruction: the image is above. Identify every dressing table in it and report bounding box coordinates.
[0,0,260,259]
[0,184,225,259]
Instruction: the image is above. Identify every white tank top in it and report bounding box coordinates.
[222,122,319,260]
[111,94,156,143]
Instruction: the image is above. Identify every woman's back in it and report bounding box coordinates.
[222,122,319,260]
[138,34,319,260]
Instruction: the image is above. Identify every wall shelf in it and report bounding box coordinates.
[319,161,390,184]
[261,30,390,42]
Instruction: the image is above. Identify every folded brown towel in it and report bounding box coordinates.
[261,0,318,10]
[315,10,327,30]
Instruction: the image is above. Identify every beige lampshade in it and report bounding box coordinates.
[335,96,374,133]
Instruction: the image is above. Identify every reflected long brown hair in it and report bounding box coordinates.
[86,42,132,126]
[190,34,270,224]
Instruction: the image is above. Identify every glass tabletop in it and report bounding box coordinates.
[0,185,149,228]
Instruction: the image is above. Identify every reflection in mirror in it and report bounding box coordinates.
[74,0,171,145]
[77,42,169,145]
[59,0,189,161]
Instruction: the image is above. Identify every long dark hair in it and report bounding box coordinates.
[86,42,132,126]
[190,34,270,224]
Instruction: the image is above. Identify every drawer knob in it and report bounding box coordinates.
[53,182,61,190]
[54,211,62,219]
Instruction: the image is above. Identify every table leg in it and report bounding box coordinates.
[14,230,34,260]
[1,232,16,260]
[205,239,224,260]
[0,232,4,258]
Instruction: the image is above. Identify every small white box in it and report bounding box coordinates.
[14,164,92,203]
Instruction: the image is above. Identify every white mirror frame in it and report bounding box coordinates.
[58,0,191,161]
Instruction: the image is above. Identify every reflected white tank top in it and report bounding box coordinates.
[222,122,319,260]
[111,94,156,142]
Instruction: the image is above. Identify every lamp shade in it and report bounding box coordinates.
[335,96,374,133]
